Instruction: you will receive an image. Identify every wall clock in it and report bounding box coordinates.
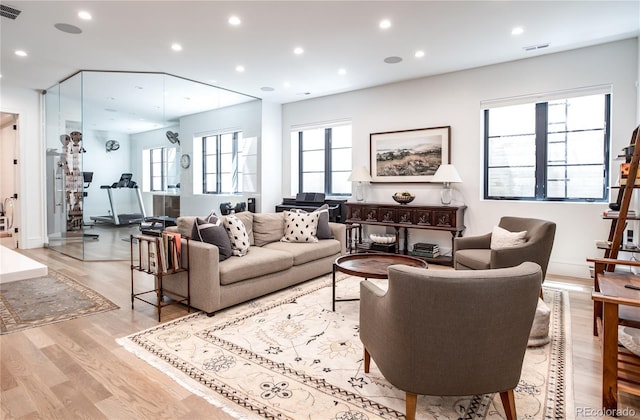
[180,153,191,169]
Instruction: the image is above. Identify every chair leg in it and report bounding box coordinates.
[364,348,370,373]
[499,389,516,420]
[406,392,417,420]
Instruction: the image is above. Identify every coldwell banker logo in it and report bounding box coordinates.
[576,407,637,417]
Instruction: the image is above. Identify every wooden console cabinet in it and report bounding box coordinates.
[346,202,466,266]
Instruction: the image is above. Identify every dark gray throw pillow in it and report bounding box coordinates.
[192,216,233,261]
[315,204,334,239]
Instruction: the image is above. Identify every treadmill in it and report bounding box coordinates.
[90,173,147,225]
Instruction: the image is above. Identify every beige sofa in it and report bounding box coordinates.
[163,211,346,315]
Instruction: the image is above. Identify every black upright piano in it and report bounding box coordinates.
[275,193,347,223]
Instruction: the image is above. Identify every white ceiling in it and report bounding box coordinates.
[1,0,639,105]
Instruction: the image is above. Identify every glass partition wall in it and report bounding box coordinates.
[45,71,259,260]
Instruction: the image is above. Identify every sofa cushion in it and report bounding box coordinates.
[281,210,319,243]
[223,214,250,256]
[192,216,232,261]
[265,239,341,266]
[253,213,285,246]
[219,247,293,285]
[454,249,491,270]
[177,216,196,238]
[314,204,334,239]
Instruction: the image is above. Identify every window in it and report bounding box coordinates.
[290,123,352,196]
[142,147,178,192]
[484,93,610,201]
[198,131,256,194]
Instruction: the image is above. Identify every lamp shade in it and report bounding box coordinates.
[348,166,372,182]
[432,164,462,183]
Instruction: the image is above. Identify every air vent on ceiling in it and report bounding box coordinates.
[0,4,22,20]
[523,43,550,52]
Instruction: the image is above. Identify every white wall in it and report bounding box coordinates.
[0,85,44,248]
[282,38,639,279]
[178,100,262,217]
[260,100,283,213]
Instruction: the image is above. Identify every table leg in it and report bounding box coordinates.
[601,302,619,411]
[332,263,336,311]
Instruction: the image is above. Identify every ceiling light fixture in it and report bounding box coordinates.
[384,56,402,64]
[78,11,92,20]
[228,15,241,25]
[14,50,27,57]
[293,47,304,55]
[379,19,391,29]
[283,81,291,88]
[236,65,245,72]
[512,27,524,35]
[338,68,347,75]
[261,86,275,92]
[415,50,425,58]
[171,43,182,51]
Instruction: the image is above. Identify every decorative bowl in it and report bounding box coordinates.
[392,193,415,204]
[370,234,395,244]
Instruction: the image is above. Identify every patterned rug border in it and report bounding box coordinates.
[119,277,574,419]
[0,270,119,335]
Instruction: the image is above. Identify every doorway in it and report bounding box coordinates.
[0,112,20,248]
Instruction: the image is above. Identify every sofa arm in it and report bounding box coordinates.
[453,232,492,252]
[329,222,347,254]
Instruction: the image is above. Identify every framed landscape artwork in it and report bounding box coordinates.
[370,126,451,183]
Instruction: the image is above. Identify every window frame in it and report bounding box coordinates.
[483,93,611,202]
[293,123,352,196]
[201,131,243,194]
[149,147,166,192]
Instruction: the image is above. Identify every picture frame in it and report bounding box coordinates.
[369,126,451,183]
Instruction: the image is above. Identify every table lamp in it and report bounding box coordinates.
[348,166,372,201]
[432,164,462,205]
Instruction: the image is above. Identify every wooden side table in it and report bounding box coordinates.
[592,274,640,412]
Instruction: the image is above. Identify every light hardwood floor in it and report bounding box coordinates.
[1,243,640,419]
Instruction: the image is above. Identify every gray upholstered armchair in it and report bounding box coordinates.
[360,262,542,420]
[453,216,556,280]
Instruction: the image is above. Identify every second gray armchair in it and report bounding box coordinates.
[453,216,556,280]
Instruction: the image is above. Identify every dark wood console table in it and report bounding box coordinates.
[345,202,466,266]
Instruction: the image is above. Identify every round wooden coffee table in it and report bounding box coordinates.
[332,253,427,311]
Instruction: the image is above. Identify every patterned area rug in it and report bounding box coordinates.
[0,270,118,334]
[119,275,573,419]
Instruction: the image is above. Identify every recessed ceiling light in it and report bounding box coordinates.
[384,56,402,64]
[338,68,347,75]
[14,50,27,57]
[379,19,391,29]
[236,65,245,72]
[228,15,241,25]
[283,81,291,88]
[414,50,425,58]
[54,23,82,34]
[261,86,275,92]
[512,27,524,35]
[78,11,92,20]
[171,43,183,51]
[293,47,304,55]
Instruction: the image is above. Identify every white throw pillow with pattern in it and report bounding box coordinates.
[223,214,250,256]
[281,210,319,243]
